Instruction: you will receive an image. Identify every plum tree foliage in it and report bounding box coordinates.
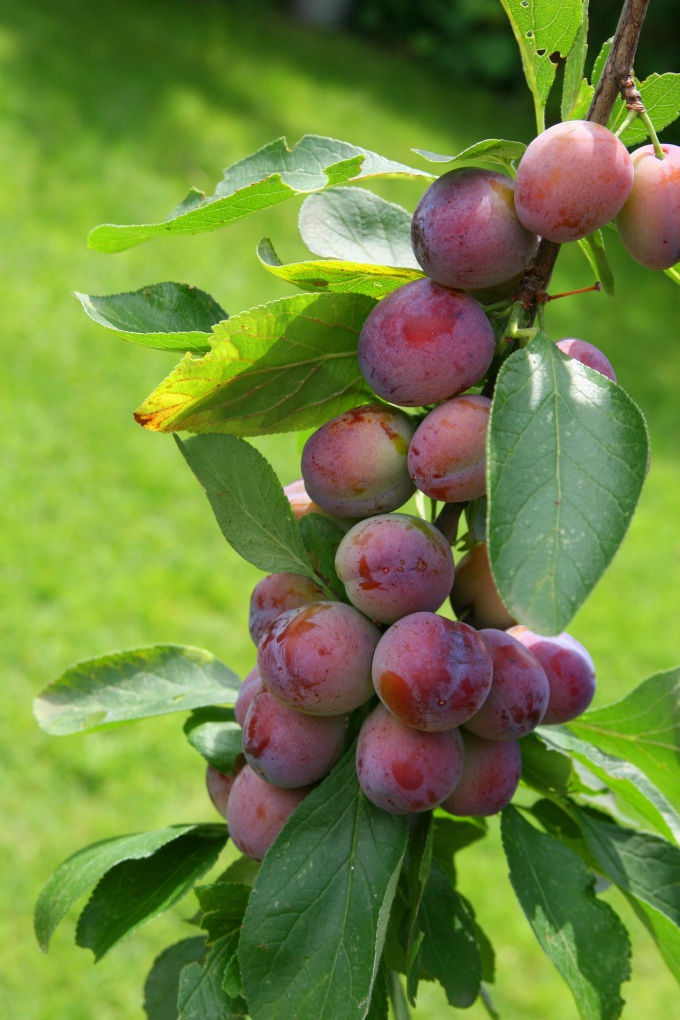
[33,1,680,1018]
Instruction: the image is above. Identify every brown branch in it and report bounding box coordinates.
[434,501,468,544]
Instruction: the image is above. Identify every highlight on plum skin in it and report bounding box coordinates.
[257,600,381,716]
[440,731,521,817]
[248,571,325,647]
[411,167,538,290]
[616,142,680,270]
[372,612,493,731]
[206,761,245,818]
[407,395,491,503]
[555,339,617,383]
[357,277,495,407]
[463,628,550,741]
[514,120,634,243]
[335,513,454,624]
[507,626,597,725]
[300,404,416,519]
[356,703,465,815]
[242,689,347,788]
[234,666,265,727]
[226,765,312,861]
[450,541,517,631]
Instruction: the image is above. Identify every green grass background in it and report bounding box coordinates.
[1,0,678,1017]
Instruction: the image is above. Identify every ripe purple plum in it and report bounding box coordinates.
[555,339,617,382]
[411,168,538,289]
[464,628,549,741]
[450,541,516,630]
[301,404,416,518]
[335,514,454,624]
[249,572,325,647]
[616,143,680,270]
[242,689,346,788]
[258,601,381,715]
[356,704,465,814]
[441,731,521,817]
[206,761,245,818]
[226,765,311,861]
[514,121,634,242]
[407,395,491,502]
[507,626,596,724]
[372,613,493,731]
[357,278,495,407]
[234,666,264,727]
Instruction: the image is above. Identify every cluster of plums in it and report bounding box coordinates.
[206,119,676,861]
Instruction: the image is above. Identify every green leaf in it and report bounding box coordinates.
[498,0,586,130]
[76,828,227,960]
[403,812,434,1003]
[565,78,595,121]
[412,139,527,168]
[34,645,241,736]
[366,964,389,1020]
[576,230,615,295]
[609,74,680,145]
[257,238,422,299]
[501,806,631,1019]
[239,748,408,1020]
[176,434,332,596]
[665,265,680,287]
[298,187,419,268]
[487,334,649,634]
[520,731,576,797]
[569,668,680,812]
[591,38,613,90]
[134,292,375,436]
[195,882,250,945]
[88,135,433,253]
[178,935,247,1019]
[298,513,348,601]
[144,937,207,1020]
[431,816,487,888]
[183,708,244,774]
[537,727,680,844]
[35,825,221,951]
[561,0,589,120]
[75,283,227,352]
[418,861,482,1009]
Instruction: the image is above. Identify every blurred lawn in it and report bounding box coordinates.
[1,0,678,1017]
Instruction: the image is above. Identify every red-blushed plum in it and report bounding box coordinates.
[242,689,346,788]
[450,541,517,630]
[248,572,325,647]
[258,601,381,715]
[616,143,680,270]
[356,704,465,814]
[357,278,495,407]
[283,478,350,528]
[407,395,491,502]
[411,168,538,289]
[234,667,265,727]
[514,121,633,242]
[372,613,493,731]
[226,765,311,861]
[507,626,597,724]
[555,339,617,382]
[441,731,521,817]
[464,629,549,741]
[301,404,416,518]
[335,514,454,624]
[206,761,245,818]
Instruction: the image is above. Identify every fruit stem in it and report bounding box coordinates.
[387,970,411,1020]
[639,110,665,158]
[614,109,639,137]
[434,501,468,544]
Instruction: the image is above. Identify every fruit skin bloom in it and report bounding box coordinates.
[616,143,680,270]
[514,121,633,242]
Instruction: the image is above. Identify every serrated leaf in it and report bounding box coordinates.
[88,135,433,253]
[537,727,680,844]
[569,668,680,812]
[412,138,527,168]
[609,74,680,145]
[561,0,589,119]
[195,882,250,945]
[298,187,419,268]
[183,708,244,773]
[240,748,408,1020]
[499,0,585,129]
[366,964,389,1020]
[487,334,649,634]
[418,861,482,1009]
[34,645,240,736]
[144,937,207,1020]
[176,434,332,597]
[134,292,376,436]
[403,813,433,1003]
[576,230,615,295]
[591,38,613,90]
[178,935,247,1019]
[566,78,595,121]
[431,816,487,888]
[76,828,227,960]
[299,513,348,600]
[520,731,575,796]
[257,238,422,299]
[502,806,631,1019]
[75,283,227,352]
[35,825,219,952]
